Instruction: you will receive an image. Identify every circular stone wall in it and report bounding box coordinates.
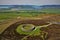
[20,24,35,32]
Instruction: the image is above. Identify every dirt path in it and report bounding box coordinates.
[0,19,60,40]
[0,20,50,40]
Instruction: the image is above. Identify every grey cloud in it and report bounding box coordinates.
[0,0,60,5]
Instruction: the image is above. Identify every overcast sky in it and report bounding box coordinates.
[0,0,60,5]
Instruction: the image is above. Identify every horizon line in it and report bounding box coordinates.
[0,4,60,6]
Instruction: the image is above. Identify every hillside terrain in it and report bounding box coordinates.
[0,5,60,40]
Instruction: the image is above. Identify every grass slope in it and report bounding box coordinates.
[16,24,40,36]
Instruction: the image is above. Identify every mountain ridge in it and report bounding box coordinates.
[0,5,60,10]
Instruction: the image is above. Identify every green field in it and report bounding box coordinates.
[0,8,60,20]
[0,11,40,23]
[0,9,60,23]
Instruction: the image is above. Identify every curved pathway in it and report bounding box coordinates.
[0,19,60,40]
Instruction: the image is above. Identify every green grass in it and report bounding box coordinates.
[0,11,40,20]
[0,9,60,20]
[0,9,60,23]
[0,11,42,23]
[16,24,49,40]
[16,24,41,36]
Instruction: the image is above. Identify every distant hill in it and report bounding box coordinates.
[0,5,60,13]
[0,5,60,9]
